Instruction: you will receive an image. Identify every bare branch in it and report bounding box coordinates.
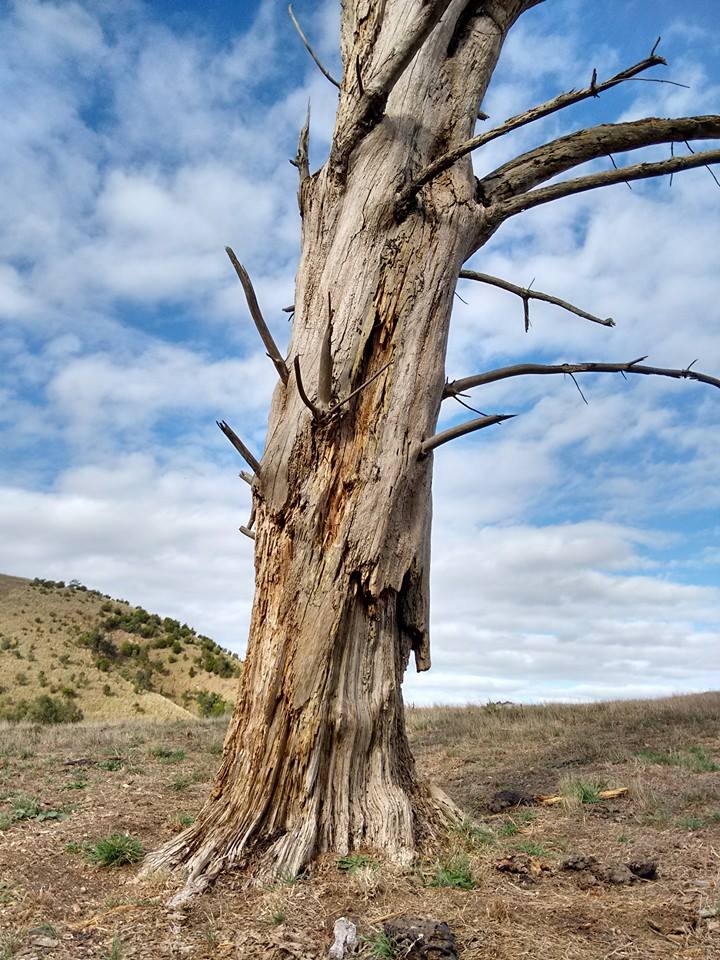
[459,270,615,329]
[317,293,334,410]
[239,526,256,542]
[225,248,289,384]
[288,4,341,89]
[395,51,667,218]
[290,101,311,184]
[293,355,322,420]
[444,358,720,396]
[420,414,515,456]
[247,502,256,530]
[217,420,261,475]
[239,470,255,486]
[495,147,720,219]
[480,116,720,203]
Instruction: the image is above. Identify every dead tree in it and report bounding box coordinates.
[142,1,720,903]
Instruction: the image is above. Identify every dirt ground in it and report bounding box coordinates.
[1,693,719,958]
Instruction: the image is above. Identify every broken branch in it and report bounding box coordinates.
[239,526,256,541]
[239,470,255,486]
[459,270,615,328]
[444,358,720,397]
[420,414,515,456]
[225,248,289,384]
[290,101,311,185]
[288,4,341,89]
[395,51,667,217]
[217,420,261,475]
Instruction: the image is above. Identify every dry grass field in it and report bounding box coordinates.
[1,692,718,959]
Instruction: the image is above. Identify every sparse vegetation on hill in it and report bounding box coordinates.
[0,574,241,722]
[0,691,717,957]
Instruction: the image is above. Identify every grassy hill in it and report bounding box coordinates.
[0,573,242,722]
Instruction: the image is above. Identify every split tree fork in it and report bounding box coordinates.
[142,0,720,903]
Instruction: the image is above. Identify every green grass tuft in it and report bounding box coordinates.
[149,747,186,763]
[515,840,550,856]
[172,812,195,828]
[429,854,475,890]
[562,779,604,804]
[86,833,144,867]
[11,795,41,820]
[363,932,396,959]
[107,936,124,959]
[98,758,126,771]
[677,816,705,831]
[637,746,720,773]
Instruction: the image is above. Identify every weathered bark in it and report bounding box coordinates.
[141,0,720,901]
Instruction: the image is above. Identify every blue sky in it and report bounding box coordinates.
[1,0,719,704]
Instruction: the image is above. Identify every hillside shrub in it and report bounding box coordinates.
[196,690,230,717]
[3,695,83,724]
[79,628,119,660]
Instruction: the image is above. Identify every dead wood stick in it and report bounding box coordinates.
[225,247,289,384]
[216,420,261,475]
[444,358,720,397]
[420,414,515,456]
[239,470,254,486]
[536,787,628,805]
[459,270,615,328]
[288,4,341,89]
[239,526,256,541]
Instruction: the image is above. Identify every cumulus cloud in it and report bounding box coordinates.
[1,0,719,704]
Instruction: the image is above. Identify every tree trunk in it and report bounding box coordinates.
[140,0,720,902]
[141,0,517,900]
